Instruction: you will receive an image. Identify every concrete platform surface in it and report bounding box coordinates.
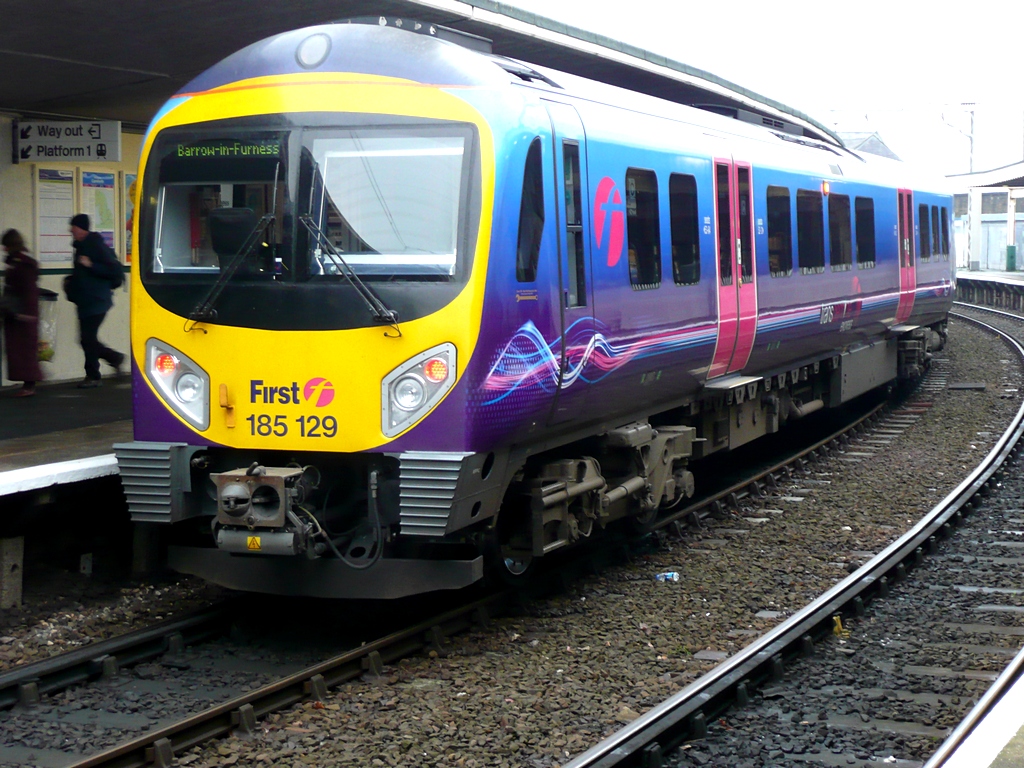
[0,377,132,496]
[944,667,1024,768]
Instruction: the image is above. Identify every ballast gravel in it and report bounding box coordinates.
[0,317,1019,768]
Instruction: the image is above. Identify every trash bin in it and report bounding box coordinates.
[37,288,58,362]
[1008,245,1017,272]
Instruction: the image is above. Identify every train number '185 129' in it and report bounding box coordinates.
[244,414,338,438]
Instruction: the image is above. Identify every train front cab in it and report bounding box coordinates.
[113,28,527,599]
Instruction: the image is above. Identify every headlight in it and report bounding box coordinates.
[175,373,203,403]
[393,375,426,411]
[382,343,456,437]
[146,339,210,430]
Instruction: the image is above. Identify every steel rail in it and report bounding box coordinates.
[0,604,231,710]
[953,300,1024,323]
[66,592,508,768]
[565,312,1024,768]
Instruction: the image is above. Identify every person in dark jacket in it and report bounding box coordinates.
[2,229,42,397]
[67,213,124,388]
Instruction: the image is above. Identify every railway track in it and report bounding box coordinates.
[565,308,1024,768]
[0,399,901,768]
[0,319,1003,768]
[0,592,510,768]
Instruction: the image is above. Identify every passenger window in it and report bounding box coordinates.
[855,197,876,268]
[918,204,931,260]
[940,206,950,259]
[716,163,732,286]
[516,138,544,282]
[828,193,852,271]
[796,189,825,274]
[626,168,661,290]
[898,194,913,268]
[669,173,700,285]
[766,186,792,277]
[930,206,941,257]
[563,142,586,306]
[737,167,753,283]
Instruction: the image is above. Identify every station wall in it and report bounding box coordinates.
[0,118,142,386]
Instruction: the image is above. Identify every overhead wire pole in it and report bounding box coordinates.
[962,102,975,173]
[942,103,976,269]
[965,103,974,270]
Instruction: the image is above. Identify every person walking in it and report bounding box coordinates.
[66,214,125,388]
[2,229,42,397]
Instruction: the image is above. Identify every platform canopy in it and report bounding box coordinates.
[2,0,840,145]
[948,161,1024,189]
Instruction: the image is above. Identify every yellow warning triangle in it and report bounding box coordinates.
[246,536,261,551]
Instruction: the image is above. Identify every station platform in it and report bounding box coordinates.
[955,269,1024,312]
[0,376,131,498]
[941,648,1024,768]
[957,268,1024,285]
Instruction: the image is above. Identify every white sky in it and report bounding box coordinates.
[504,0,1024,176]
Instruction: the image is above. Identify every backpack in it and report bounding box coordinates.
[103,242,125,288]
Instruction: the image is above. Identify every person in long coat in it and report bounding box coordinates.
[2,229,42,396]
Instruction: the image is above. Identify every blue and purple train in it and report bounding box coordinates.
[114,19,953,598]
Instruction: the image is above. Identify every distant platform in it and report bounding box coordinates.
[0,377,132,497]
[957,269,1024,285]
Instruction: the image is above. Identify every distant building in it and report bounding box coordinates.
[838,132,901,161]
[947,161,1024,271]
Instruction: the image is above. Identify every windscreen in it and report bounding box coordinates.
[138,115,479,331]
[151,136,284,275]
[307,134,465,278]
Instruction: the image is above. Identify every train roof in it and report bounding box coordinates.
[395,5,844,147]
[175,13,843,149]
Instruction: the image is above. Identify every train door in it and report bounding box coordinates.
[708,158,758,379]
[544,101,594,424]
[896,189,916,323]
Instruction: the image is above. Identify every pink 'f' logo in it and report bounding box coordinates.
[593,176,625,267]
[303,378,335,407]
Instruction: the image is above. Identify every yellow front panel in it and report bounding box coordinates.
[133,73,494,452]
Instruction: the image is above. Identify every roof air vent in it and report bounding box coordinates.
[341,16,493,53]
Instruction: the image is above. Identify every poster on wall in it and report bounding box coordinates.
[80,171,117,253]
[35,168,75,263]
[124,173,136,264]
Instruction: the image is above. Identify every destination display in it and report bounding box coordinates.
[172,139,282,158]
[13,120,121,164]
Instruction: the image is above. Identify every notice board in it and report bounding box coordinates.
[35,168,75,263]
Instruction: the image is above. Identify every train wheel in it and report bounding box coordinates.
[484,511,537,585]
[499,548,534,579]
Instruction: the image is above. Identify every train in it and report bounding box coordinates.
[114,18,954,599]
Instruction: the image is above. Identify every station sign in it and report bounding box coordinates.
[12,120,121,164]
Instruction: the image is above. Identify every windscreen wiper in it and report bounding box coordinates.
[186,161,282,330]
[299,214,401,337]
[186,213,275,326]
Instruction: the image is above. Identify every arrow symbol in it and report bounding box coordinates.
[19,126,31,139]
[20,146,31,160]
[88,123,101,139]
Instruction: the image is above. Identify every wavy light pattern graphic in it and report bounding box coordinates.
[483,283,947,407]
[481,318,716,405]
